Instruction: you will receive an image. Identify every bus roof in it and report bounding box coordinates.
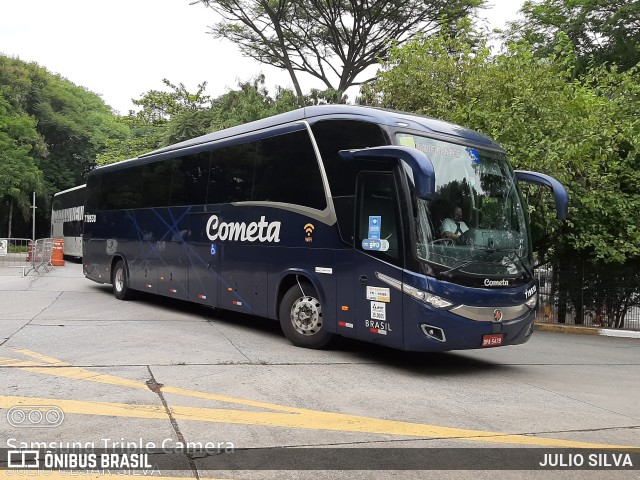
[53,184,86,196]
[92,105,501,174]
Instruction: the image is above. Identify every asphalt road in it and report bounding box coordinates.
[1,263,639,479]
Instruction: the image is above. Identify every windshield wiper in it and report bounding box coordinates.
[441,260,490,276]
[477,246,534,279]
[440,248,532,279]
[504,248,533,279]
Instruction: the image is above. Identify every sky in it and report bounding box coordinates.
[0,0,525,115]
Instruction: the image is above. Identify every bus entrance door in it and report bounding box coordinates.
[354,255,404,349]
[353,171,404,349]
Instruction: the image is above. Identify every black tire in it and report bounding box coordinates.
[279,282,334,349]
[112,259,135,300]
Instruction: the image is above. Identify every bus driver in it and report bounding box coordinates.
[441,206,469,242]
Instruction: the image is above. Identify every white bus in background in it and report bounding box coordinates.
[51,184,85,258]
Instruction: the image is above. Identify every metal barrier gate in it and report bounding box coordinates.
[0,238,55,276]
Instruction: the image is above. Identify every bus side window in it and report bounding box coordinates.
[311,119,390,245]
[355,172,402,266]
[208,142,256,204]
[63,220,83,237]
[171,152,210,206]
[253,130,326,210]
[141,160,173,208]
[101,167,143,210]
[85,175,101,211]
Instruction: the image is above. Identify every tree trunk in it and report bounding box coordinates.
[287,70,305,107]
[556,259,568,324]
[7,199,13,239]
[573,260,584,325]
[262,3,305,107]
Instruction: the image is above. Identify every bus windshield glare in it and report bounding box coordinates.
[398,134,532,278]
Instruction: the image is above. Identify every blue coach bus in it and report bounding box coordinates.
[83,105,568,351]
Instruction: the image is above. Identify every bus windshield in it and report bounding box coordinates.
[398,134,532,279]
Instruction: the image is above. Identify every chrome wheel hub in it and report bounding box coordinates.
[115,269,124,292]
[291,295,322,336]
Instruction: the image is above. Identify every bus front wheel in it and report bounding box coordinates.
[112,260,134,300]
[279,282,334,349]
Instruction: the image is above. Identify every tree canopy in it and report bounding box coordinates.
[194,0,483,103]
[0,95,43,237]
[97,75,300,165]
[0,55,125,237]
[505,0,640,73]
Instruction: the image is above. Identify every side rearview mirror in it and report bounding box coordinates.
[514,170,569,220]
[339,146,436,200]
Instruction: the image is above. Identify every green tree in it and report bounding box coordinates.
[97,79,214,165]
[194,0,483,104]
[131,79,213,124]
[164,109,217,145]
[210,75,299,130]
[95,115,163,165]
[364,29,640,265]
[0,55,126,236]
[0,96,44,237]
[363,27,640,325]
[505,0,640,72]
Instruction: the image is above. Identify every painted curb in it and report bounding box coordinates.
[534,323,640,339]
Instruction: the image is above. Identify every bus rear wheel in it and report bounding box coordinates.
[112,260,134,300]
[279,282,334,349]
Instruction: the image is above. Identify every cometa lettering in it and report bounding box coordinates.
[206,215,281,243]
[484,279,509,287]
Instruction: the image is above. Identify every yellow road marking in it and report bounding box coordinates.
[1,394,637,449]
[2,350,639,450]
[3,352,298,413]
[12,348,70,365]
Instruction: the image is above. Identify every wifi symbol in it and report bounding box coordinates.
[304,223,315,236]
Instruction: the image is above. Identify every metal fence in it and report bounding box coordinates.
[0,238,54,276]
[535,264,640,331]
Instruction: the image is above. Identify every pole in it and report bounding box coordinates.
[31,191,37,241]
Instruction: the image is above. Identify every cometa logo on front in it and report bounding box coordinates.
[206,215,281,243]
[484,279,510,287]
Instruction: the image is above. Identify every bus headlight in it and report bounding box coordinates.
[375,272,455,309]
[402,284,454,309]
[525,293,538,310]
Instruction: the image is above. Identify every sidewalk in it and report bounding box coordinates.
[534,322,640,339]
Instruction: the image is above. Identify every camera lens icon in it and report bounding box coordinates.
[7,406,64,427]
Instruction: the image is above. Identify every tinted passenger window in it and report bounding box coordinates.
[171,152,210,206]
[253,130,326,210]
[63,220,83,237]
[141,160,173,208]
[100,166,143,210]
[207,142,257,204]
[85,174,101,211]
[311,120,389,197]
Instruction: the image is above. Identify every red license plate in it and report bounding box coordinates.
[481,334,504,348]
